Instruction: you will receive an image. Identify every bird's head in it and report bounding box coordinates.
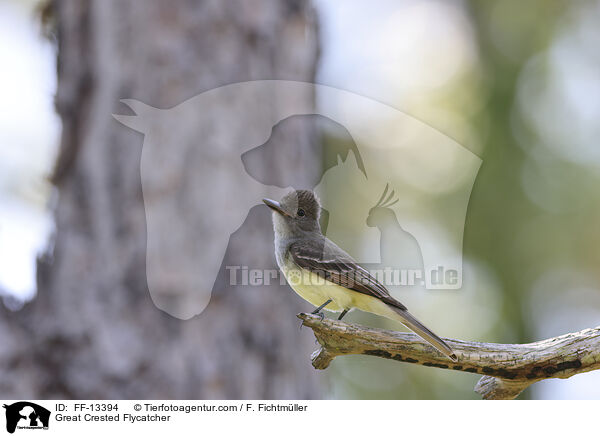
[263,190,321,236]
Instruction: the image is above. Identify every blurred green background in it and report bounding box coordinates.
[316,0,600,399]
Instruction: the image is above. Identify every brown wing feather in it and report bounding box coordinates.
[288,237,407,310]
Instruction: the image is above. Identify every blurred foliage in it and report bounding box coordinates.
[320,0,600,399]
[464,0,562,345]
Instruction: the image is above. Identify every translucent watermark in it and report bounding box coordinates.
[226,265,458,288]
[114,80,481,319]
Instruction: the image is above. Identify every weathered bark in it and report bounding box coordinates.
[299,313,600,400]
[0,0,321,399]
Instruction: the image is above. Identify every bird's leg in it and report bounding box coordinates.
[312,299,332,314]
[337,309,349,321]
[312,299,332,321]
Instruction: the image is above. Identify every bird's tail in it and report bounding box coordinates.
[390,306,457,362]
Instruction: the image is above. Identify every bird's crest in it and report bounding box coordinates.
[372,183,398,209]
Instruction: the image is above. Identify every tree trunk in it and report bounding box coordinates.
[0,0,321,399]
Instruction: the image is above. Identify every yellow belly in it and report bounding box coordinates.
[280,262,399,319]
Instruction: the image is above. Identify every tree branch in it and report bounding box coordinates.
[298,313,600,399]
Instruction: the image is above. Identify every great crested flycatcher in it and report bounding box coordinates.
[263,189,457,361]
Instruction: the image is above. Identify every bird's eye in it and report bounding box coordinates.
[297,208,305,217]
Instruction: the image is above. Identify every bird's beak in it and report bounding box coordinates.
[262,198,291,217]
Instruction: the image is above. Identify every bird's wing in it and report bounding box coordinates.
[288,237,407,310]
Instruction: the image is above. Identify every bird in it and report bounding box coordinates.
[263,189,457,361]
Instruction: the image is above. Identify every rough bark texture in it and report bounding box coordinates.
[0,0,322,399]
[299,313,600,399]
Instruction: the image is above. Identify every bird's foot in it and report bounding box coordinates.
[311,299,332,320]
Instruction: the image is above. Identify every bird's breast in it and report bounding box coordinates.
[279,257,355,312]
